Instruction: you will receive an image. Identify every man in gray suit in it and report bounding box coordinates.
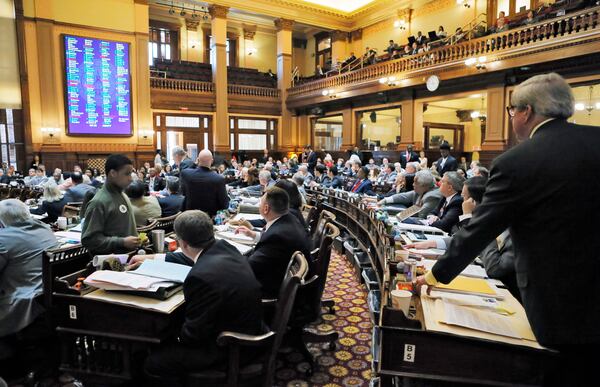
[378,169,443,218]
[64,172,96,203]
[0,199,58,338]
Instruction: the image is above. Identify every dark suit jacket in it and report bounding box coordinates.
[248,212,312,298]
[324,175,344,189]
[166,239,264,345]
[431,119,600,346]
[306,151,317,174]
[148,176,166,192]
[350,179,374,195]
[434,155,458,176]
[430,194,463,233]
[30,197,68,222]
[400,151,420,168]
[248,207,308,232]
[158,193,185,217]
[172,158,195,177]
[181,166,229,217]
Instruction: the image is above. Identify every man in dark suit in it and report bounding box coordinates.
[349,166,374,195]
[235,187,311,298]
[147,167,165,192]
[434,143,458,176]
[415,73,600,386]
[305,145,317,175]
[426,171,464,233]
[400,144,420,168]
[158,177,184,217]
[171,146,195,177]
[324,166,344,189]
[180,149,229,217]
[135,210,263,385]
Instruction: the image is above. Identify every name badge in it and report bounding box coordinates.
[119,204,128,213]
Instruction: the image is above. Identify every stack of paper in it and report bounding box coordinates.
[217,231,255,245]
[433,275,500,298]
[131,260,191,283]
[215,235,253,254]
[232,213,264,221]
[84,270,176,291]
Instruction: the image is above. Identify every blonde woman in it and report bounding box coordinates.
[30,181,68,222]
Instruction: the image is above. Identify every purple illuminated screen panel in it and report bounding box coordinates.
[64,35,132,135]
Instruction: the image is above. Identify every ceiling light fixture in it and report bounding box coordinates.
[575,86,600,115]
[379,76,398,87]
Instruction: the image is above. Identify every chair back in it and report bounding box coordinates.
[149,211,181,234]
[295,223,339,324]
[311,209,336,249]
[305,204,322,238]
[42,244,91,308]
[62,201,83,218]
[263,252,308,386]
[136,219,158,233]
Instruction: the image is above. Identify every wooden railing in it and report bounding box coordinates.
[227,84,280,98]
[288,5,600,97]
[150,77,214,93]
[150,77,280,98]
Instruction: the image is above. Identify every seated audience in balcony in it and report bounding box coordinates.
[363,46,378,65]
[342,52,357,67]
[522,9,538,25]
[415,31,426,45]
[437,25,448,39]
[126,180,162,227]
[386,40,399,54]
[267,68,276,80]
[492,11,510,33]
[30,181,68,222]
[410,42,419,55]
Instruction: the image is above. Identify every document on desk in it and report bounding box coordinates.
[84,289,184,314]
[31,213,48,220]
[217,231,255,245]
[84,270,176,290]
[130,260,191,283]
[442,301,520,339]
[215,235,253,254]
[54,231,82,242]
[433,275,499,298]
[232,213,264,221]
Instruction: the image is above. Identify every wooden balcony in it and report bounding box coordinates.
[286,5,600,109]
[150,78,281,115]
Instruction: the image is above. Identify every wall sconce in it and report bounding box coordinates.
[41,127,61,137]
[457,0,471,8]
[247,47,258,56]
[465,56,487,70]
[379,76,398,86]
[322,89,337,98]
[393,19,407,30]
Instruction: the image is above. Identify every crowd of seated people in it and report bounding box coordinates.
[297,1,600,83]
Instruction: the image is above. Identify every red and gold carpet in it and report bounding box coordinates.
[274,252,374,387]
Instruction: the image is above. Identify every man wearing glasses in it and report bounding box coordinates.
[415,73,600,386]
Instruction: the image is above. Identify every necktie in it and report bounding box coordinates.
[440,200,448,217]
[352,180,362,192]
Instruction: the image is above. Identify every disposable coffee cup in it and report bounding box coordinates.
[57,216,68,230]
[151,229,165,253]
[391,289,413,316]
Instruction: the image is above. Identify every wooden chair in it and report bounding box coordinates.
[304,204,322,237]
[42,244,91,308]
[310,209,336,249]
[61,202,83,218]
[186,252,308,387]
[149,211,181,234]
[289,223,340,376]
[136,220,158,233]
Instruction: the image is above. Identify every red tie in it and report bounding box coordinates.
[352,180,362,192]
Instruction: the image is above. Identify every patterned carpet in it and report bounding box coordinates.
[275,252,374,387]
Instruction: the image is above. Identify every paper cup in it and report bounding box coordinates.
[395,249,409,261]
[391,289,412,316]
[57,216,68,230]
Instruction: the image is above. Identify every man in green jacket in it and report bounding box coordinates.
[82,154,140,256]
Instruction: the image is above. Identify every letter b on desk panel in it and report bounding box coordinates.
[403,344,416,362]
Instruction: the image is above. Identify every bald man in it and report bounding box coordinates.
[180,149,229,217]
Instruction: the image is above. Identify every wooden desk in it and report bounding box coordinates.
[52,275,185,381]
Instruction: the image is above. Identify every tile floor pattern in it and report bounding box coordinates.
[274,252,374,387]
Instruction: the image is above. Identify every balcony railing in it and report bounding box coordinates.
[227,84,280,98]
[288,5,600,97]
[150,77,280,98]
[150,77,214,93]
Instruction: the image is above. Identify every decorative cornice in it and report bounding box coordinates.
[208,4,229,19]
[413,0,454,18]
[185,19,200,31]
[243,24,257,40]
[397,8,412,22]
[274,18,294,32]
[331,30,347,43]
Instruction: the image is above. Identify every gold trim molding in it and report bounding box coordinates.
[274,18,294,32]
[209,4,229,19]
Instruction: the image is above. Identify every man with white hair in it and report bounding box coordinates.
[180,149,229,217]
[297,164,314,186]
[378,169,442,218]
[415,73,600,385]
[425,171,465,233]
[171,146,195,177]
[247,170,275,195]
[0,199,58,338]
